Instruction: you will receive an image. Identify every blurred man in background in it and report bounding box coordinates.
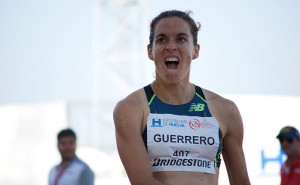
[277,126,300,185]
[49,128,94,185]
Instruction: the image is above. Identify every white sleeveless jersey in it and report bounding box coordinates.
[142,85,222,174]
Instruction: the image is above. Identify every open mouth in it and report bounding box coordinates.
[165,57,179,69]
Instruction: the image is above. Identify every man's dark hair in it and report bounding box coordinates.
[57,128,76,140]
[148,10,201,47]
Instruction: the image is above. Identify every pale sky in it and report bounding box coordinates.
[0,0,300,105]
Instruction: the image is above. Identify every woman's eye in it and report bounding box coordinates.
[178,37,186,42]
[157,38,166,43]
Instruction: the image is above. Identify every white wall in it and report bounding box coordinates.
[0,102,67,185]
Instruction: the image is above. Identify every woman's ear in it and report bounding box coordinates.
[147,45,154,60]
[192,44,200,59]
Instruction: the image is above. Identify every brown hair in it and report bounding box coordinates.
[148,10,201,47]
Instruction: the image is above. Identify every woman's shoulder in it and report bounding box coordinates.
[113,87,150,133]
[201,88,240,120]
[201,88,237,110]
[201,88,243,136]
[114,87,148,114]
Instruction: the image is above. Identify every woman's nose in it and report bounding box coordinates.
[166,41,177,50]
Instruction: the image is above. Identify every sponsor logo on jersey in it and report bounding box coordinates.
[151,118,187,128]
[151,118,163,127]
[189,119,201,130]
[189,119,216,130]
[152,158,213,168]
[188,103,205,112]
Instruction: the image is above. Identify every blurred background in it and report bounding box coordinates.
[0,0,299,184]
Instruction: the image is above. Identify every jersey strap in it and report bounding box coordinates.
[195,85,206,101]
[142,84,154,149]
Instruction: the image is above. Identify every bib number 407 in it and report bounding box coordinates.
[173,150,190,157]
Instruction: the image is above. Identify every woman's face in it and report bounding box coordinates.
[148,17,200,84]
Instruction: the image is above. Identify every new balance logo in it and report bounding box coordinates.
[188,103,205,112]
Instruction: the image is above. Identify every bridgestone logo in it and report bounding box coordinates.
[152,158,212,168]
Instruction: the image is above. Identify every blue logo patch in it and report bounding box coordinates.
[151,118,163,127]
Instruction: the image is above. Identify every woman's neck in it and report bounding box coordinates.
[151,80,195,105]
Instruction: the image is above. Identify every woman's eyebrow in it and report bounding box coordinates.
[177,33,189,37]
[154,33,166,38]
[155,33,189,38]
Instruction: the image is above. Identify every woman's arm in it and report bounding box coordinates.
[220,100,251,185]
[113,95,164,185]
